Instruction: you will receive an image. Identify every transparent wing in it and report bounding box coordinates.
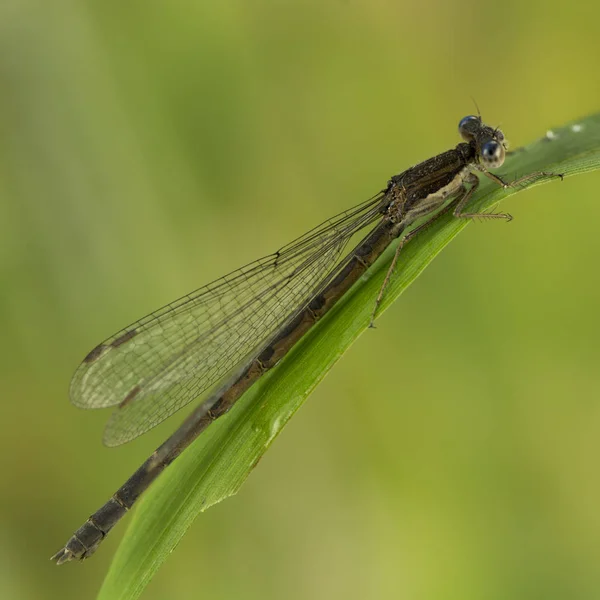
[70,193,388,446]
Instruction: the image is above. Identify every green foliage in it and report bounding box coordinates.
[98,113,600,600]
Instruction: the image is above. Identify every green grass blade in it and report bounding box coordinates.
[97,112,600,600]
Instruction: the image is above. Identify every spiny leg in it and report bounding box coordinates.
[453,173,513,221]
[368,235,404,329]
[476,164,564,189]
[368,194,464,328]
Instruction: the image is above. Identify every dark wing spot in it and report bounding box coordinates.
[83,344,108,363]
[119,385,141,408]
[111,329,138,348]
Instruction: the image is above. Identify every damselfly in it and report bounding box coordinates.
[52,115,562,564]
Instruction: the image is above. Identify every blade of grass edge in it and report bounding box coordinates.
[98,112,600,600]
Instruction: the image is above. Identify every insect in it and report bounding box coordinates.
[52,115,562,564]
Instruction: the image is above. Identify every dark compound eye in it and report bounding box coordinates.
[458,115,481,141]
[480,140,505,169]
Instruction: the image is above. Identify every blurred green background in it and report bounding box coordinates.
[2,1,600,599]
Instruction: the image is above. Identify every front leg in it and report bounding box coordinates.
[475,164,564,189]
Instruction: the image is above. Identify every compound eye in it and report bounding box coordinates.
[458,115,480,141]
[481,140,505,169]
